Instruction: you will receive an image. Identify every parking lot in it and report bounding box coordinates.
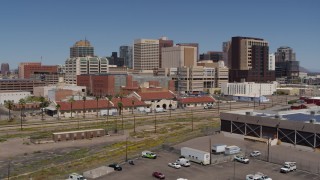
[98,150,318,180]
[95,132,320,180]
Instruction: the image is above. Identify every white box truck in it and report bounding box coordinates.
[181,147,210,165]
[211,144,227,154]
[224,145,241,155]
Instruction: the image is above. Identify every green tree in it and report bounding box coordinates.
[117,102,123,115]
[82,96,86,118]
[18,98,26,130]
[4,100,14,121]
[39,96,49,120]
[68,96,75,118]
[95,96,99,117]
[55,104,61,120]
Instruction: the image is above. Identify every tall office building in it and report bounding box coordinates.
[70,40,94,58]
[176,43,199,61]
[274,46,299,83]
[1,63,9,76]
[275,46,296,62]
[161,46,197,68]
[65,57,108,84]
[229,36,275,83]
[223,41,231,68]
[119,45,133,68]
[268,54,275,71]
[199,51,223,62]
[159,37,174,68]
[133,39,159,71]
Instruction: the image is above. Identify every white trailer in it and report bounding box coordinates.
[224,145,241,155]
[181,147,210,165]
[211,144,227,154]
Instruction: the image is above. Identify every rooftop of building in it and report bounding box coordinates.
[227,108,320,124]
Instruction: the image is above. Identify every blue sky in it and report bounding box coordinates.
[0,0,319,70]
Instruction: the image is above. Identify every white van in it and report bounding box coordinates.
[224,145,241,155]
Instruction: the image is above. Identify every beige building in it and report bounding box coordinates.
[161,46,197,68]
[197,60,229,88]
[238,38,268,70]
[64,57,108,84]
[133,39,159,71]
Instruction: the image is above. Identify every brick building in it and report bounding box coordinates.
[18,62,58,79]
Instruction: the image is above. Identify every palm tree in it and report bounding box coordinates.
[117,102,123,115]
[18,99,26,130]
[131,99,135,114]
[39,96,48,120]
[68,96,75,118]
[106,95,113,129]
[55,104,61,120]
[95,96,99,118]
[82,96,86,118]
[4,100,14,121]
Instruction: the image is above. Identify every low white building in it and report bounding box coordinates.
[221,82,277,96]
[128,91,177,110]
[0,90,31,105]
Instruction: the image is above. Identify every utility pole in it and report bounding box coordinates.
[133,115,136,133]
[191,109,194,131]
[229,100,231,111]
[121,114,124,133]
[154,112,157,133]
[7,161,10,180]
[267,138,270,162]
[125,137,128,162]
[217,95,220,114]
[209,137,212,165]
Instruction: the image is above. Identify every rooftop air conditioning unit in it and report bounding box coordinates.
[245,111,253,116]
[275,114,282,119]
[309,118,316,124]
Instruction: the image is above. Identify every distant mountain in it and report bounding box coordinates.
[299,66,310,73]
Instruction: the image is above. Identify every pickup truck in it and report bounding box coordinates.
[234,155,249,164]
[280,162,296,173]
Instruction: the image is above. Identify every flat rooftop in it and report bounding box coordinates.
[228,108,320,124]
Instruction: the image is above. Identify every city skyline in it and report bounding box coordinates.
[0,0,319,71]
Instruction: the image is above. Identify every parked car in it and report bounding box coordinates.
[66,173,87,180]
[234,155,249,164]
[168,162,181,169]
[250,151,261,157]
[255,172,272,180]
[142,151,157,159]
[108,163,122,171]
[152,171,165,179]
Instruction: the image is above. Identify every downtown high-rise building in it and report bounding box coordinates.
[1,63,9,76]
[119,45,133,68]
[70,40,94,58]
[161,46,197,68]
[159,37,173,68]
[176,43,199,61]
[229,36,275,83]
[65,57,108,84]
[274,46,299,83]
[133,39,159,71]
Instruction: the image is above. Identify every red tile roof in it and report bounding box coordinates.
[111,97,147,107]
[179,96,215,104]
[137,91,175,101]
[57,99,114,111]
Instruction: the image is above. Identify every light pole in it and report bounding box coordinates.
[154,112,157,133]
[191,108,194,131]
[229,100,231,111]
[267,137,271,162]
[125,137,128,162]
[133,114,136,133]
